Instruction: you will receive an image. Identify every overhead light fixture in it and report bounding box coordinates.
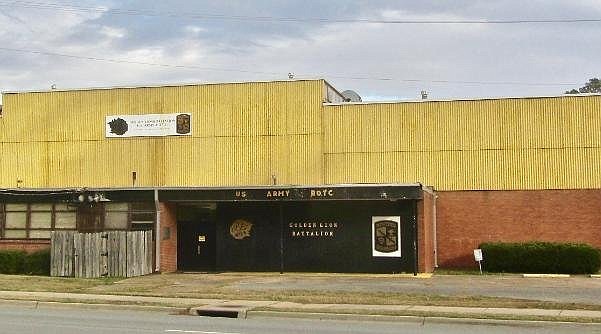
[76,192,110,203]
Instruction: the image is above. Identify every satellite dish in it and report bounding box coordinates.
[341,90,362,102]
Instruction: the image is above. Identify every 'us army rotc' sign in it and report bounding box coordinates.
[372,216,401,257]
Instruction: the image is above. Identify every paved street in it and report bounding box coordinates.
[1,304,600,334]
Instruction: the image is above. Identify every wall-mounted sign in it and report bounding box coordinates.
[105,113,192,138]
[372,216,401,257]
[288,221,339,238]
[229,219,253,240]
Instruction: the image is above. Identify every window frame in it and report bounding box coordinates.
[0,202,156,239]
[1,203,78,240]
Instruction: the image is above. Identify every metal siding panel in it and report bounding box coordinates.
[162,136,209,187]
[323,95,601,190]
[1,80,324,188]
[270,134,322,185]
[322,106,341,154]
[213,136,270,185]
[324,148,601,191]
[0,142,48,188]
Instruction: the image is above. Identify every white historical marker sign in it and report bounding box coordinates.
[105,113,192,138]
[474,248,483,274]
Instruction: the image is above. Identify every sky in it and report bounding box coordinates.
[0,0,600,102]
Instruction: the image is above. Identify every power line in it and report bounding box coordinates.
[0,46,579,87]
[0,0,600,25]
[0,47,282,76]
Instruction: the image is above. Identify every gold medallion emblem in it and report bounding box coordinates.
[230,219,253,240]
[176,114,191,134]
[374,220,398,253]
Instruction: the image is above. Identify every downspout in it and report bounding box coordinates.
[433,193,438,268]
[154,188,161,272]
[412,200,418,276]
[421,186,439,270]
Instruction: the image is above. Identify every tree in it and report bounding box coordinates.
[566,78,601,94]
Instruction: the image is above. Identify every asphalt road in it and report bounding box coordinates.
[0,304,600,334]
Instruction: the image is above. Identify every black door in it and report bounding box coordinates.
[177,217,216,271]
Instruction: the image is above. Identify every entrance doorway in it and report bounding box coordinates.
[177,205,216,271]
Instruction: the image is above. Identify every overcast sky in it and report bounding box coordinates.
[0,0,600,101]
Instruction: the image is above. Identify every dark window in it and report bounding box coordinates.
[1,203,77,239]
[77,202,155,232]
[129,202,156,231]
[104,202,155,231]
[77,204,105,233]
[0,202,155,239]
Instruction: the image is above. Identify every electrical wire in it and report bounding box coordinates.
[0,47,282,76]
[0,0,600,25]
[0,46,580,87]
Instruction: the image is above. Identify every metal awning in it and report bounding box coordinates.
[0,183,425,203]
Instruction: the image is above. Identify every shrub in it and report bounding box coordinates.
[23,249,51,276]
[0,250,26,274]
[0,249,50,276]
[480,242,601,274]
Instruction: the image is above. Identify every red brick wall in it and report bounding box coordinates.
[417,189,435,273]
[159,202,178,272]
[0,239,50,253]
[436,189,601,268]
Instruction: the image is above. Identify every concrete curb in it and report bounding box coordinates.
[247,310,601,327]
[0,299,38,308]
[522,274,571,278]
[37,301,186,313]
[1,293,600,326]
[0,299,187,314]
[247,310,425,323]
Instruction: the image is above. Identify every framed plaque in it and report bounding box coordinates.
[372,216,401,257]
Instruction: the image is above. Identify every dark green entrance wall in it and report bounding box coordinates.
[215,200,416,273]
[216,202,281,271]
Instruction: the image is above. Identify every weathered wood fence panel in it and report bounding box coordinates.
[50,231,74,277]
[51,231,153,278]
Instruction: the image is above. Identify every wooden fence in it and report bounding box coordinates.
[50,231,153,278]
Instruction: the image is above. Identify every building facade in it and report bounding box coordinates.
[0,79,599,272]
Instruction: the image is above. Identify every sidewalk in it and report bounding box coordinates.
[1,290,600,325]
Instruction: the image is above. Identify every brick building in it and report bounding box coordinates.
[0,79,599,273]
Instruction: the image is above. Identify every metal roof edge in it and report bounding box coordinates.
[1,78,325,95]
[0,183,424,192]
[323,93,601,106]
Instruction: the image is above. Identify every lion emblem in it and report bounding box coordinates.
[108,118,128,135]
[230,219,253,240]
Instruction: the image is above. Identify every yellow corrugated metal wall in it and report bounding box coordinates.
[323,96,601,190]
[0,80,324,188]
[3,81,599,191]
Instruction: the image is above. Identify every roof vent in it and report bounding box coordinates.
[341,90,362,102]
